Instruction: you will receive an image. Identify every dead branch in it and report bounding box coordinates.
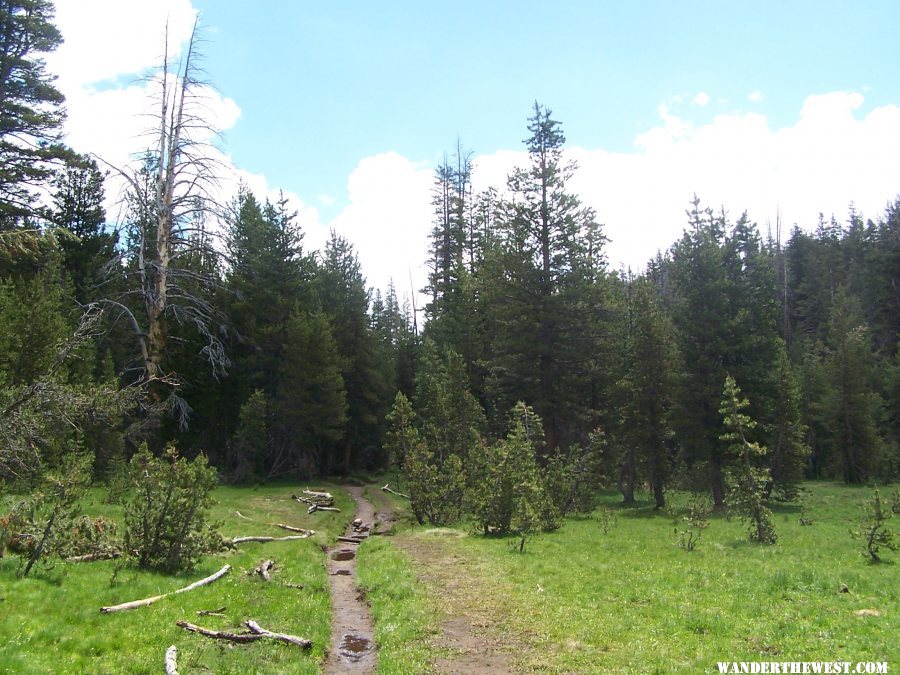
[100,564,231,613]
[381,483,410,499]
[165,645,178,675]
[273,523,313,534]
[303,489,333,501]
[197,606,226,617]
[252,559,275,581]
[176,620,261,644]
[245,620,312,649]
[235,511,253,521]
[66,550,121,563]
[231,534,313,544]
[307,504,340,514]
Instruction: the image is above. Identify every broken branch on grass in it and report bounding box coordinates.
[165,645,178,675]
[176,620,261,644]
[66,550,121,563]
[197,606,227,617]
[252,559,275,581]
[100,564,231,613]
[307,504,341,514]
[245,620,312,649]
[381,483,410,499]
[231,534,313,544]
[274,523,313,534]
[235,510,253,521]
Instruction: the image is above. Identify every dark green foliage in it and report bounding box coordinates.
[384,391,416,477]
[122,444,221,573]
[544,428,607,516]
[0,0,69,223]
[720,375,777,544]
[17,452,92,576]
[767,343,810,500]
[851,486,896,563]
[273,309,348,475]
[468,403,559,535]
[229,389,269,482]
[406,443,466,526]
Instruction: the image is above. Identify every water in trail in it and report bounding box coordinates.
[325,485,377,674]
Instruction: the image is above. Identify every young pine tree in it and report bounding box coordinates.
[719,375,777,544]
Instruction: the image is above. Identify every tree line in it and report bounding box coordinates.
[0,2,897,514]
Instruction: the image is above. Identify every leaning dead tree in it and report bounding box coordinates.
[100,19,228,428]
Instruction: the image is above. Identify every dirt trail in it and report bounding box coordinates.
[395,533,519,675]
[324,485,377,674]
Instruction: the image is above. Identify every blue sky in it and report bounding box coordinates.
[51,0,900,293]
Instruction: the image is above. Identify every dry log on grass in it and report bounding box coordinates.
[246,620,312,649]
[66,550,121,563]
[165,645,178,675]
[231,534,313,544]
[176,620,261,644]
[274,523,313,534]
[307,504,341,514]
[197,606,227,617]
[381,483,410,499]
[303,488,333,501]
[253,559,275,581]
[100,564,231,613]
[235,511,253,521]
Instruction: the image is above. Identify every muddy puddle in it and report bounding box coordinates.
[339,633,372,659]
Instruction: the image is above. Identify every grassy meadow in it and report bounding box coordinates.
[0,483,353,674]
[0,481,897,673]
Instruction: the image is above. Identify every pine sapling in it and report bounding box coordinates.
[851,486,896,563]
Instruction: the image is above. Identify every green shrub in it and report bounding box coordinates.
[122,443,221,573]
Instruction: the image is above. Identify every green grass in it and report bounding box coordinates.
[0,482,353,674]
[359,482,899,674]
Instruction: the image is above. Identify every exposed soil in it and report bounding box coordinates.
[394,533,522,675]
[324,485,377,674]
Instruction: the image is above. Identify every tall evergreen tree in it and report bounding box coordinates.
[0,0,69,223]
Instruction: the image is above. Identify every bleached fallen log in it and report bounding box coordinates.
[165,645,178,675]
[253,559,275,581]
[66,550,121,563]
[100,564,231,613]
[235,510,253,521]
[231,534,313,544]
[303,488,333,501]
[176,620,261,644]
[381,483,410,499]
[274,523,313,534]
[246,620,312,649]
[307,504,341,514]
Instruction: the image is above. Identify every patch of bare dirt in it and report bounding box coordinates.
[395,533,524,675]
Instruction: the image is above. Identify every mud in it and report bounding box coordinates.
[324,486,377,674]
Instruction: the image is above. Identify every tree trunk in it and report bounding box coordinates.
[709,457,726,510]
[619,447,635,504]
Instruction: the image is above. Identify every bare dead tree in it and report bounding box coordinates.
[99,19,229,428]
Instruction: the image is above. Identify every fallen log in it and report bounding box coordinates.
[176,620,261,644]
[100,564,231,613]
[246,620,312,649]
[381,483,410,499]
[303,488,334,501]
[235,511,253,521]
[274,523,313,534]
[231,534,313,544]
[66,550,121,563]
[253,559,275,581]
[197,606,227,617]
[307,504,341,514]
[165,645,178,675]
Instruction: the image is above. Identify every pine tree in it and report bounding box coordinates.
[0,0,69,223]
[767,342,810,499]
[719,375,776,544]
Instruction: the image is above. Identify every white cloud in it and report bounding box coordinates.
[691,91,711,107]
[329,152,433,294]
[463,92,900,273]
[748,90,765,103]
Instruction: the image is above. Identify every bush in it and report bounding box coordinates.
[122,443,221,573]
